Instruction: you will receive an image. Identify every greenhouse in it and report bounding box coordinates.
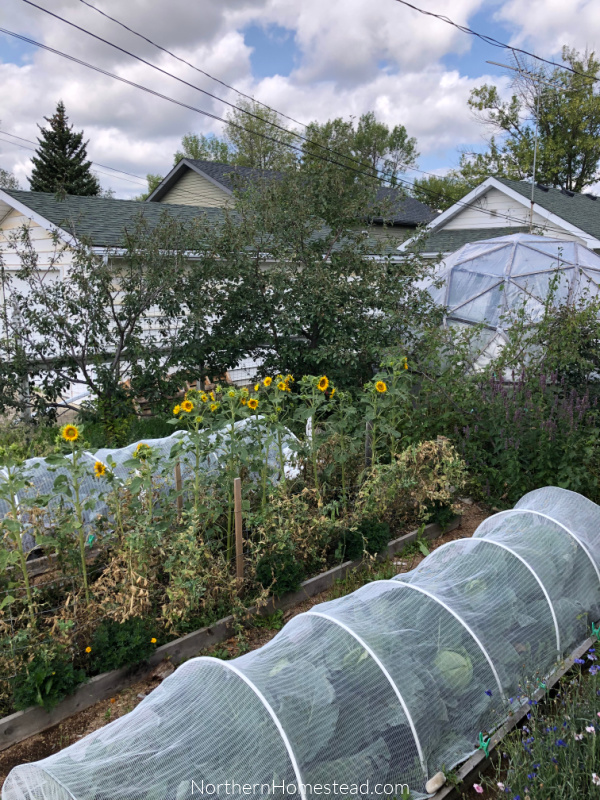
[4,485,600,800]
[423,233,600,368]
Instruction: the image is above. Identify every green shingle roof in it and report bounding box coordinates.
[496,177,600,240]
[420,226,529,254]
[4,190,224,248]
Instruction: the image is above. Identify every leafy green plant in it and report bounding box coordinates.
[86,616,157,675]
[12,645,86,711]
[255,547,305,597]
[341,518,391,561]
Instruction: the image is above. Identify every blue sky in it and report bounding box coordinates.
[0,0,597,197]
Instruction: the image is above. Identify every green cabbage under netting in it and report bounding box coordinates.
[4,486,600,800]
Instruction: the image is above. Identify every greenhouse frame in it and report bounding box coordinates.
[3,485,600,800]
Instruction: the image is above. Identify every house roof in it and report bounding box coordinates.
[1,190,224,248]
[417,226,530,254]
[496,177,600,242]
[148,158,436,227]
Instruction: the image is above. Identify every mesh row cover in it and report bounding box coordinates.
[0,416,299,550]
[4,486,600,800]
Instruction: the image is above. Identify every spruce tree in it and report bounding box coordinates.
[30,101,100,195]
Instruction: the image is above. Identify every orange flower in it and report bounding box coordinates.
[150,637,157,644]
[85,646,92,654]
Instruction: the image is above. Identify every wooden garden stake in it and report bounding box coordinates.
[365,419,373,469]
[234,477,244,585]
[174,461,183,522]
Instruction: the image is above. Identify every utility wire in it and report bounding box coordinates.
[391,0,599,83]
[0,27,588,237]
[76,0,307,130]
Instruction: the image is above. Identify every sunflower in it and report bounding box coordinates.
[209,391,215,401]
[241,386,249,395]
[404,359,408,370]
[375,381,387,393]
[173,404,181,415]
[254,383,260,392]
[93,461,106,478]
[241,397,247,405]
[210,403,219,412]
[181,400,194,413]
[228,389,236,398]
[277,381,287,391]
[263,376,272,387]
[134,442,151,460]
[247,398,259,410]
[330,387,336,398]
[317,376,329,392]
[61,424,79,443]
[200,393,208,403]
[194,416,203,424]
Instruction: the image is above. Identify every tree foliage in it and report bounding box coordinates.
[412,172,473,212]
[466,47,600,191]
[29,101,100,196]
[0,169,19,191]
[174,133,233,165]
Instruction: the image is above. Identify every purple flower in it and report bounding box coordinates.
[556,738,567,747]
[485,690,493,697]
[574,658,585,665]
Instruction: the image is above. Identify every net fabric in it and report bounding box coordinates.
[5,485,600,800]
[474,510,600,655]
[2,659,300,800]
[515,486,600,569]
[233,612,425,795]
[393,538,558,695]
[312,580,499,776]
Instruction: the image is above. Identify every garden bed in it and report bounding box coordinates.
[0,500,492,784]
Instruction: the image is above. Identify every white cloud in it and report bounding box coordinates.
[0,0,586,198]
[496,0,600,56]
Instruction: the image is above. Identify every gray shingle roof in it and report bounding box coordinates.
[183,160,435,227]
[497,177,600,240]
[4,190,224,248]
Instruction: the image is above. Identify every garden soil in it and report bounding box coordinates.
[0,500,490,783]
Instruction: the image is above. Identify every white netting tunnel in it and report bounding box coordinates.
[4,486,600,800]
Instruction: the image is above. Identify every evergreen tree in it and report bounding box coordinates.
[30,101,100,195]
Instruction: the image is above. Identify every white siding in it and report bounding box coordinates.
[443,187,584,243]
[160,169,232,207]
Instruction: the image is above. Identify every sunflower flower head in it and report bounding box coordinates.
[248,398,259,411]
[228,389,236,398]
[317,376,329,392]
[93,461,106,478]
[134,442,152,461]
[263,376,272,387]
[210,403,219,412]
[173,404,181,415]
[241,397,247,405]
[200,393,208,403]
[404,359,408,370]
[194,416,203,425]
[375,380,387,394]
[330,387,336,398]
[254,383,260,392]
[277,381,287,391]
[61,424,80,443]
[181,400,194,413]
[209,391,215,401]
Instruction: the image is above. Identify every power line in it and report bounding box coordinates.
[392,0,599,84]
[0,26,587,237]
[76,0,307,130]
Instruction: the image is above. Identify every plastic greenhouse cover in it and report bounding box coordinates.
[4,486,600,800]
[0,417,299,551]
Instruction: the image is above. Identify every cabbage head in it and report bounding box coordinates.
[434,649,473,693]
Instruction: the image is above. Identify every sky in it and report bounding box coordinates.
[0,0,599,198]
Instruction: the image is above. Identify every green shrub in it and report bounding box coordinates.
[13,646,86,711]
[341,518,391,561]
[256,548,305,597]
[87,616,158,675]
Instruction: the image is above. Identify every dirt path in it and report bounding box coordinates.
[0,500,490,781]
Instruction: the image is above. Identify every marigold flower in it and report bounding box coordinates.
[263,376,272,387]
[93,461,106,478]
[248,398,259,410]
[181,400,193,413]
[375,380,387,393]
[173,404,181,415]
[61,424,79,443]
[150,637,157,644]
[85,646,92,653]
[200,393,208,403]
[317,376,329,391]
[210,403,219,412]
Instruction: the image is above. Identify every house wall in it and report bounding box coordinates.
[443,187,583,242]
[159,169,233,207]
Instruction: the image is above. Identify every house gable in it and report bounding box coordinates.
[156,164,233,207]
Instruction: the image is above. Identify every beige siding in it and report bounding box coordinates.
[160,169,232,207]
[443,186,584,242]
[0,209,72,274]
[365,225,413,243]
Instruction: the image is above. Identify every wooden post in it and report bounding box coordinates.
[174,461,183,523]
[234,477,244,585]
